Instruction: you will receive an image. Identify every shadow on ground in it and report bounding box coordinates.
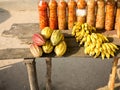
[0,58,119,90]
[0,8,11,24]
[0,61,29,90]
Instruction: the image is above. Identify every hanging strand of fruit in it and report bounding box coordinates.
[38,0,49,30]
[115,0,120,38]
[105,0,115,31]
[86,0,96,27]
[68,0,77,30]
[115,0,120,30]
[96,0,105,30]
[76,0,87,24]
[49,0,58,30]
[58,0,67,30]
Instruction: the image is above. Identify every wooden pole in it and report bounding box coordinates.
[108,57,119,90]
[24,58,39,90]
[45,58,52,90]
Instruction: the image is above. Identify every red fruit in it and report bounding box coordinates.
[30,44,43,57]
[32,33,45,46]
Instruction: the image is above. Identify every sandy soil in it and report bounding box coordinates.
[0,0,39,66]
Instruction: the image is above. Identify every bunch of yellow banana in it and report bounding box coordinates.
[84,33,119,59]
[72,23,96,42]
[101,43,119,59]
[72,22,119,60]
[84,42,119,59]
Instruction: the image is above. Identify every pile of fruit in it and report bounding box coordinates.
[30,27,67,57]
[72,22,119,59]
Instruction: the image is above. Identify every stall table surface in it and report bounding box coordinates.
[1,23,120,90]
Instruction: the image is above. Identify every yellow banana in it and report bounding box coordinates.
[84,23,88,28]
[101,51,105,60]
[110,43,119,50]
[75,31,82,37]
[107,43,116,52]
[76,37,80,42]
[96,41,101,48]
[90,43,96,50]
[90,35,96,43]
[84,41,91,47]
[80,29,86,36]
[86,34,91,43]
[104,43,111,51]
[102,44,107,51]
[92,33,98,39]
[97,33,109,42]
[105,51,110,59]
[102,35,109,42]
[89,49,95,56]
[76,35,83,41]
[94,48,101,58]
[81,24,85,29]
[84,46,91,54]
[80,37,87,45]
[97,37,103,44]
[110,51,115,57]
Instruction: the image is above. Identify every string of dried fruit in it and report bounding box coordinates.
[76,0,87,24]
[86,0,96,27]
[96,0,105,30]
[58,0,67,30]
[116,0,120,38]
[115,0,120,30]
[105,0,115,31]
[38,0,49,29]
[68,0,77,30]
[49,0,58,30]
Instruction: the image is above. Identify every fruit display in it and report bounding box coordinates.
[58,0,67,30]
[38,0,49,29]
[50,30,64,46]
[30,44,43,57]
[86,0,96,27]
[49,0,58,29]
[41,27,53,39]
[42,40,54,54]
[30,27,67,57]
[68,0,77,30]
[72,22,119,59]
[32,33,45,46]
[96,0,105,30]
[54,41,67,56]
[76,0,86,24]
[105,0,115,31]
[37,0,120,31]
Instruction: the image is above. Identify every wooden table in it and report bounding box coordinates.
[1,23,120,90]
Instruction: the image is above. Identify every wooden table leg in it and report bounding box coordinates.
[45,58,52,90]
[24,58,39,90]
[108,57,119,90]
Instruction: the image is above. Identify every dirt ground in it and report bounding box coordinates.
[0,0,39,66]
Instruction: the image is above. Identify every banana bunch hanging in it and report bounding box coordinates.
[72,22,119,59]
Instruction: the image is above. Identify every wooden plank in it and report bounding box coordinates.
[0,47,120,60]
[0,23,120,60]
[45,58,52,90]
[108,57,119,90]
[24,58,39,90]
[2,23,120,45]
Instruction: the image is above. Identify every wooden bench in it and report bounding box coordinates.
[1,23,120,90]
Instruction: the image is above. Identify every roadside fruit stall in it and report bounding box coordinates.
[1,0,120,90]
